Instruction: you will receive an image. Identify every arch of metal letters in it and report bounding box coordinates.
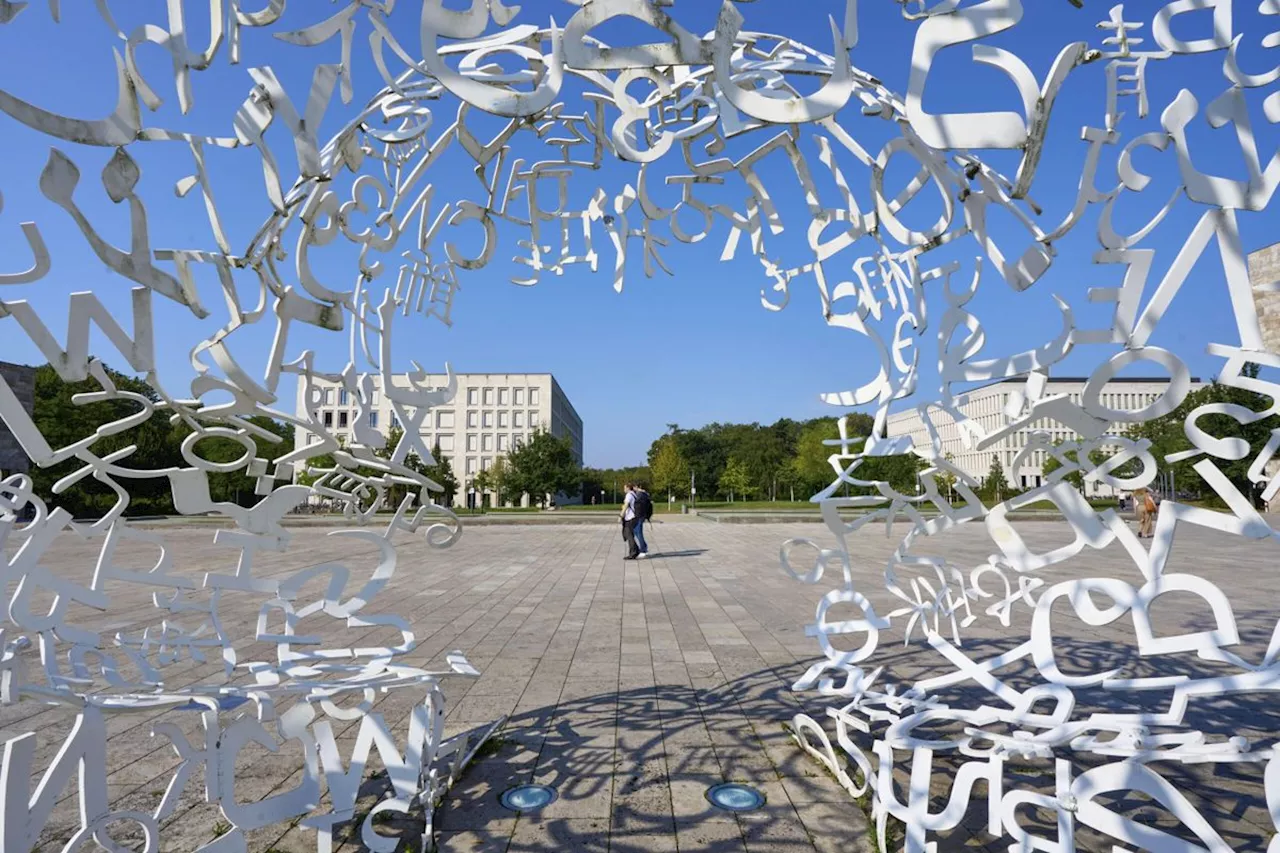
[0,0,1278,850]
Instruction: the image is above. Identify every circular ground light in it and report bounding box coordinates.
[706,783,766,812]
[499,784,558,811]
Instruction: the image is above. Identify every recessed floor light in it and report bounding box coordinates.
[706,782,766,812]
[500,784,557,811]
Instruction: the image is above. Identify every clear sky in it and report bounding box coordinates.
[0,1,1276,467]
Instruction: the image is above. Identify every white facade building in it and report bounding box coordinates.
[295,373,583,508]
[886,377,1202,497]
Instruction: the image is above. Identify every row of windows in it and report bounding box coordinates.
[316,388,376,407]
[465,455,515,476]
[320,410,371,429]
[315,386,546,410]
[431,410,542,429]
[317,410,540,431]
[954,390,1163,431]
[465,387,540,407]
[305,432,534,453]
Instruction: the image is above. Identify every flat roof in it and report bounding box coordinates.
[987,376,1203,384]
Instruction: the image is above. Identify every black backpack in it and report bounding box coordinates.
[633,490,653,521]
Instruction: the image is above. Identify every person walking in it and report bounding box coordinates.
[1136,487,1156,538]
[1141,489,1158,538]
[632,484,653,558]
[620,482,640,560]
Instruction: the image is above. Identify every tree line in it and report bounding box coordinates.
[585,367,1280,510]
[473,428,581,507]
[581,414,926,504]
[18,364,295,518]
[14,361,1279,516]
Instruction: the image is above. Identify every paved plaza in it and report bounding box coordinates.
[9,515,1280,852]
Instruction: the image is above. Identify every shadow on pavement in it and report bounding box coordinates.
[640,549,709,559]
[331,635,1279,851]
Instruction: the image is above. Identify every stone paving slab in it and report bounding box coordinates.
[12,515,1278,851]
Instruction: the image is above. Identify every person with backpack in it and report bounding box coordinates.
[1140,489,1158,538]
[620,482,640,560]
[632,484,653,558]
[1135,487,1156,538]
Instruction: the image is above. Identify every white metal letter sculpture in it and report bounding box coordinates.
[0,0,1278,850]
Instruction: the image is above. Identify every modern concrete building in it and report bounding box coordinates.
[1249,242,1280,506]
[0,362,36,477]
[294,373,583,508]
[887,376,1202,497]
[1248,241,1280,354]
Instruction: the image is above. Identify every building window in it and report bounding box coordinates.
[482,434,494,451]
[466,457,477,474]
[308,433,318,446]
[514,411,524,428]
[530,387,540,406]
[439,434,454,452]
[483,388,494,405]
[498,388,510,406]
[482,411,494,428]
[338,411,349,428]
[438,410,455,429]
[498,411,509,428]
[482,457,492,471]
[513,434,524,449]
[467,388,478,406]
[322,388,333,405]
[323,411,333,427]
[514,388,524,405]
[371,389,380,406]
[530,411,540,427]
[391,413,401,429]
[467,411,478,428]
[467,434,478,451]
[498,434,509,452]
[339,389,349,405]
[369,411,379,428]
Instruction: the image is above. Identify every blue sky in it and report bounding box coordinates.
[0,1,1276,467]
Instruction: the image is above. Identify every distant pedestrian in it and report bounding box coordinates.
[632,484,653,559]
[1136,487,1157,538]
[620,483,640,560]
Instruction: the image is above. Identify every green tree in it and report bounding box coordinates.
[649,435,690,501]
[720,457,753,502]
[506,429,582,507]
[474,455,513,506]
[776,459,806,501]
[296,453,336,489]
[1042,442,1107,494]
[737,425,789,500]
[202,414,295,507]
[423,442,459,506]
[935,454,959,504]
[1125,366,1279,506]
[582,465,651,505]
[857,453,926,495]
[29,364,185,516]
[792,418,840,495]
[27,364,294,515]
[980,455,1009,503]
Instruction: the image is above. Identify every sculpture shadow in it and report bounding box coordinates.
[423,630,1280,853]
[637,548,709,559]
[424,662,855,853]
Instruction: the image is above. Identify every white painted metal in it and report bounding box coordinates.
[0,0,1275,850]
